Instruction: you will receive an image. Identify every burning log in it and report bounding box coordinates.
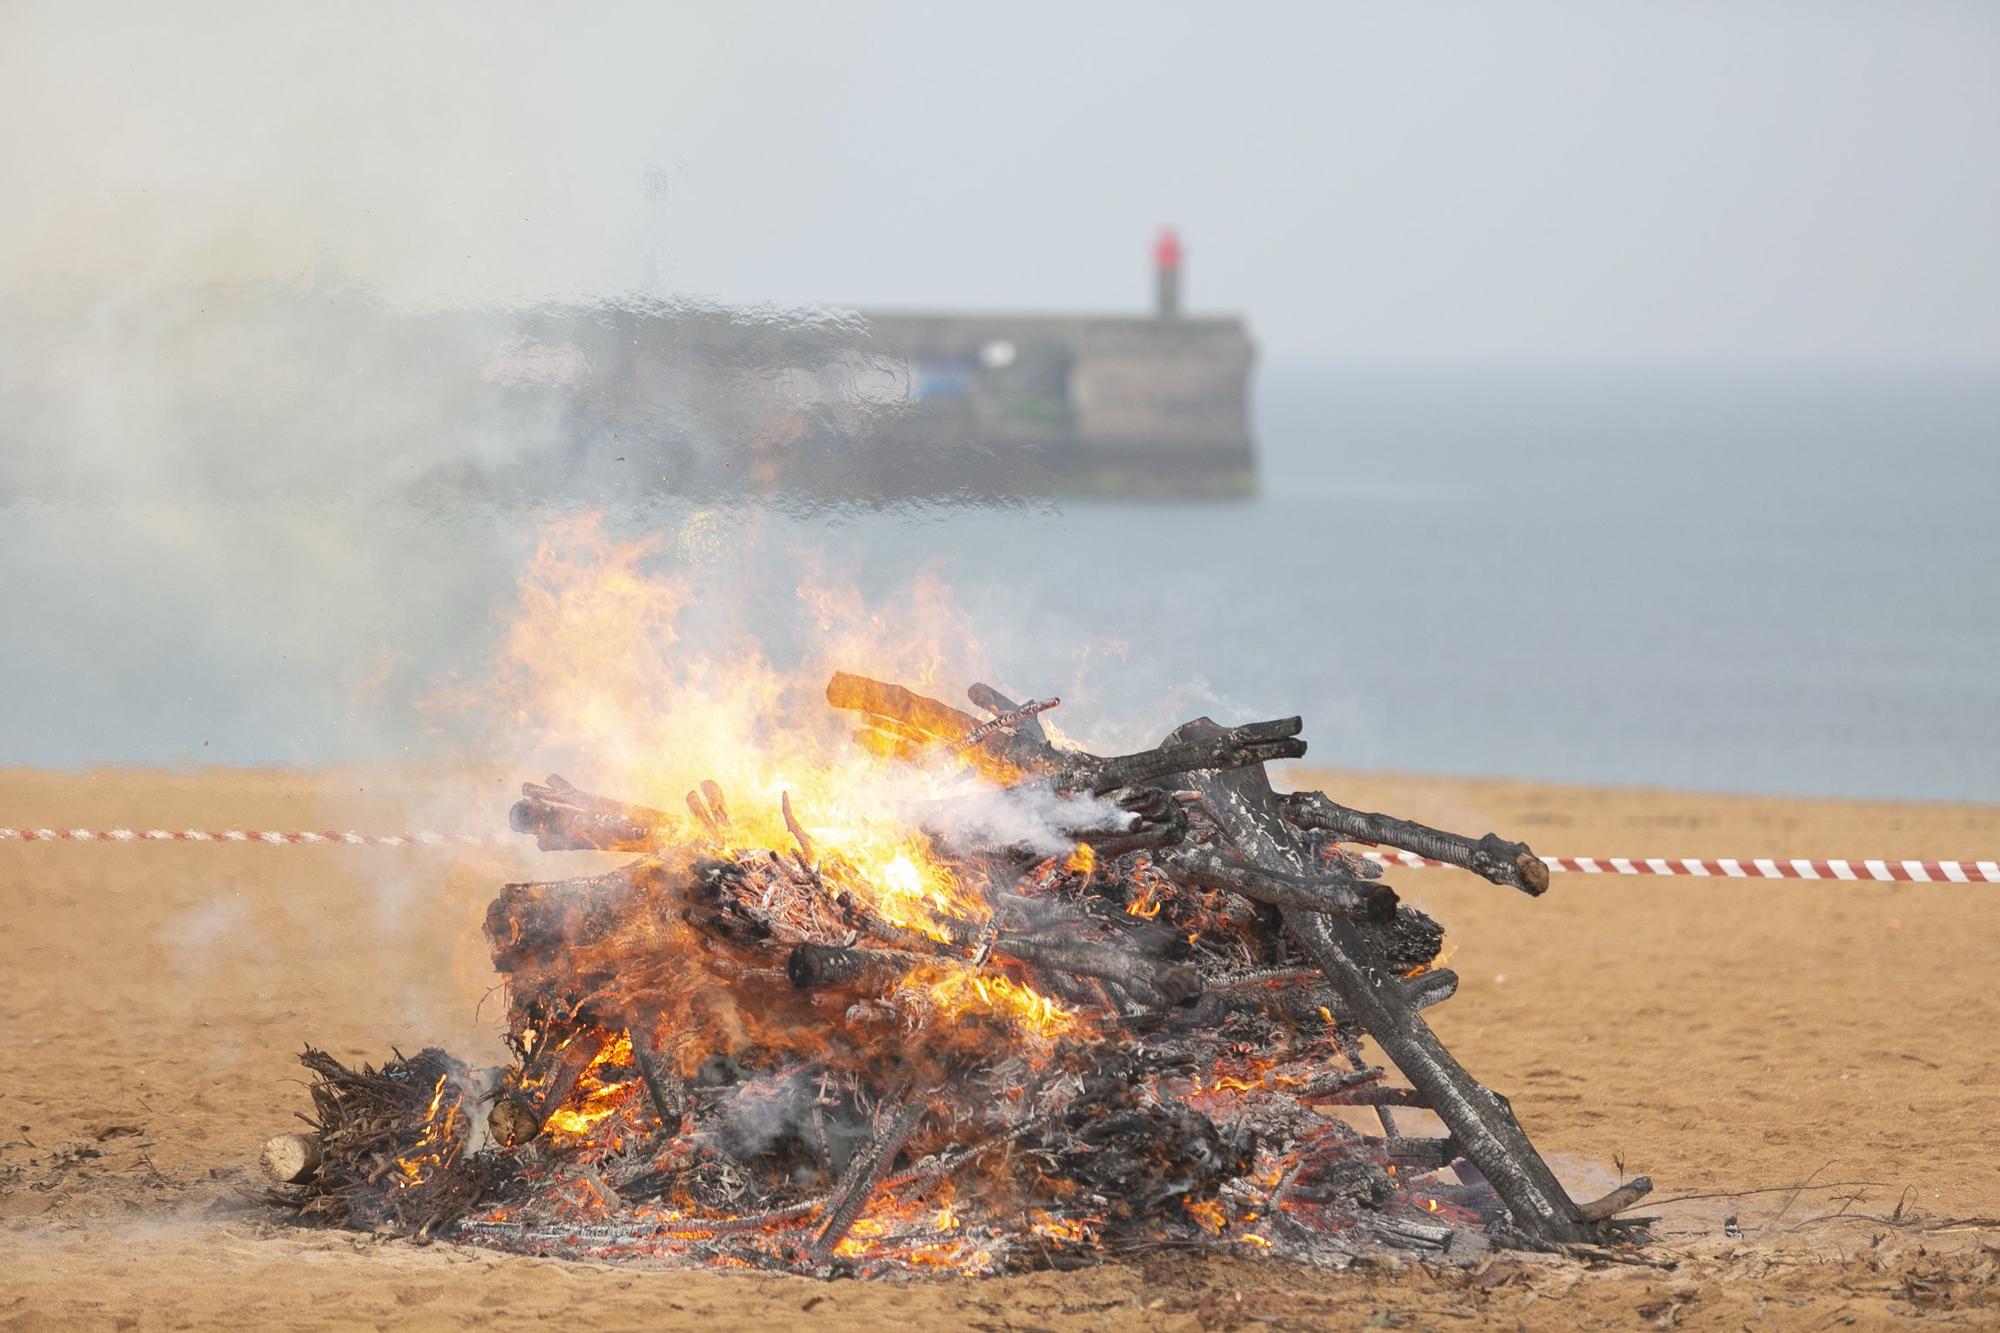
[511,774,669,852]
[627,1008,687,1129]
[484,862,670,975]
[686,779,732,833]
[490,1029,610,1148]
[808,1095,932,1259]
[787,941,927,989]
[827,671,1048,781]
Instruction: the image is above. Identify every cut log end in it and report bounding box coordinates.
[259,1132,323,1184]
[1517,852,1551,896]
[489,1096,544,1148]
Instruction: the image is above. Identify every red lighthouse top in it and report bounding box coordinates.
[1153,227,1182,270]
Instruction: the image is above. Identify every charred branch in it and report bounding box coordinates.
[1160,846,1398,920]
[511,775,669,852]
[1280,792,1549,896]
[628,1009,686,1130]
[967,682,1053,745]
[1064,716,1307,795]
[1284,910,1598,1246]
[809,1095,931,1259]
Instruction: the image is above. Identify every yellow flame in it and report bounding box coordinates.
[467,513,1022,945]
[921,966,1081,1039]
[392,1073,461,1188]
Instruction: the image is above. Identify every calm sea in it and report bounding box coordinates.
[6,366,1997,802]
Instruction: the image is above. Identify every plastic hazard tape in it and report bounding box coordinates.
[1359,850,2000,884]
[0,827,1993,882]
[0,827,491,847]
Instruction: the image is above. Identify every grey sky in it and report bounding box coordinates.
[6,0,1996,368]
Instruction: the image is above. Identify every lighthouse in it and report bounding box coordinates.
[1154,227,1182,320]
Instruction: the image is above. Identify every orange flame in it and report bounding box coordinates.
[477,514,1075,1025]
[1184,1196,1228,1235]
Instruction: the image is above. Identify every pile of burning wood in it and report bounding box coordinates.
[261,673,1650,1275]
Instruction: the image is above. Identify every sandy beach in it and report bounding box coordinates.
[4,765,1998,1329]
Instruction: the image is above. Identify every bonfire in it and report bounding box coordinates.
[259,671,1651,1276]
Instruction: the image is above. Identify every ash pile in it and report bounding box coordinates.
[261,673,1651,1276]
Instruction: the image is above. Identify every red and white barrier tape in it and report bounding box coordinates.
[0,828,492,847]
[1359,850,2000,884]
[0,826,1993,882]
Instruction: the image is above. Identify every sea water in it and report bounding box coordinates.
[5,365,1996,802]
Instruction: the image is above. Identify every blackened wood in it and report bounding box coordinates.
[484,862,664,974]
[628,1010,686,1130]
[1160,846,1397,920]
[1285,911,1597,1246]
[809,1096,929,1257]
[1066,716,1306,794]
[1165,726,1599,1248]
[1291,1067,1387,1102]
[968,682,1052,745]
[997,934,1203,1009]
[1170,966,1453,1032]
[1085,786,1188,857]
[1280,792,1550,896]
[511,775,668,851]
[787,942,931,989]
[1384,1136,1461,1173]
[1312,1083,1429,1108]
[1403,968,1460,1009]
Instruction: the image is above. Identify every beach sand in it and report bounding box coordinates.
[3,766,1997,1329]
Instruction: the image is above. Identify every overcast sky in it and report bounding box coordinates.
[6,0,1997,369]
